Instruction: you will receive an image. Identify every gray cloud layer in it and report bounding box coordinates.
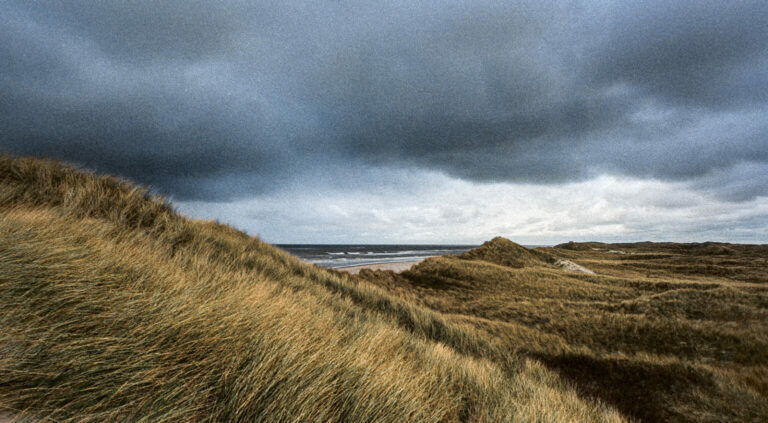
[2,1,767,200]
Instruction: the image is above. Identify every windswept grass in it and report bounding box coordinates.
[4,154,765,422]
[0,155,625,422]
[358,239,768,422]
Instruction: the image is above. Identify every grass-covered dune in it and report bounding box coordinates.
[0,155,625,422]
[358,239,768,422]
[3,155,767,423]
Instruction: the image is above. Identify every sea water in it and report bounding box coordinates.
[276,244,477,269]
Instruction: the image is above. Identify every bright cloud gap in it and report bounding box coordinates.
[175,171,768,244]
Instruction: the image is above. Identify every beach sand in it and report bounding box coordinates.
[336,260,422,274]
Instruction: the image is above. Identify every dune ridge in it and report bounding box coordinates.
[2,155,767,422]
[357,241,768,422]
[0,155,623,422]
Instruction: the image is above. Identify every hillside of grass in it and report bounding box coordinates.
[458,237,555,268]
[357,241,768,422]
[3,155,767,422]
[0,155,628,422]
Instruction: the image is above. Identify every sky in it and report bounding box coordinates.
[2,0,767,244]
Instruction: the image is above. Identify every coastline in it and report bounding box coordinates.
[335,260,422,274]
[277,244,474,270]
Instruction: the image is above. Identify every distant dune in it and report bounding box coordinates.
[337,260,422,274]
[1,155,767,422]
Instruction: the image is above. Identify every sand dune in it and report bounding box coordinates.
[3,156,767,422]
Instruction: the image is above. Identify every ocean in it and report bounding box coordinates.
[276,244,477,269]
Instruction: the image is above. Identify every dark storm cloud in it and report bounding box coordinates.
[589,0,768,108]
[1,0,767,200]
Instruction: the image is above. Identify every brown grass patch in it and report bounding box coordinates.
[359,238,768,422]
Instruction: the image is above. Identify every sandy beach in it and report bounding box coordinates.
[336,260,422,274]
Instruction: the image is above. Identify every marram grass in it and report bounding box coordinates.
[0,155,624,422]
[3,154,767,422]
[359,239,768,422]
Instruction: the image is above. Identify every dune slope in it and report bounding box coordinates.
[357,240,768,422]
[0,155,624,422]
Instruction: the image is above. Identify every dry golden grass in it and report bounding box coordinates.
[358,239,768,422]
[0,155,627,422]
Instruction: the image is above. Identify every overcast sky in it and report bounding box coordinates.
[2,1,767,243]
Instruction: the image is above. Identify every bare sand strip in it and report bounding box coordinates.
[336,260,422,274]
[555,259,595,274]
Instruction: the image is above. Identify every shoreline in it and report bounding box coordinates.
[334,260,422,274]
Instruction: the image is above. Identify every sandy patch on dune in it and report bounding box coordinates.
[556,259,595,274]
